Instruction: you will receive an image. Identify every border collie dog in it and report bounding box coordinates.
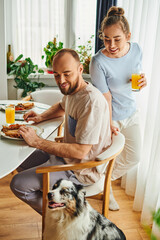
[43,179,126,240]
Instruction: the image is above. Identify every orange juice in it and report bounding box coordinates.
[5,106,15,124]
[131,74,141,91]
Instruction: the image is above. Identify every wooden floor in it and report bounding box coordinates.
[0,174,149,240]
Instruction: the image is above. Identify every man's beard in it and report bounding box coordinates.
[59,81,79,95]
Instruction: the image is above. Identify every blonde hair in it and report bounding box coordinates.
[99,6,130,39]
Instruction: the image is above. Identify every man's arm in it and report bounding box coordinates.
[24,102,65,123]
[39,102,65,121]
[36,140,92,160]
[19,126,92,159]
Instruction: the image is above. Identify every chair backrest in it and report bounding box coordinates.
[96,132,125,174]
[84,132,125,197]
[31,89,63,105]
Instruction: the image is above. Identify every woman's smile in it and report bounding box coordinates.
[109,48,119,54]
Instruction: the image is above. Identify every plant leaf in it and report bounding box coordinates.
[15,54,23,62]
[14,62,22,66]
[38,69,44,73]
[8,69,16,75]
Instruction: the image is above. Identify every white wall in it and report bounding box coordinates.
[0,0,7,99]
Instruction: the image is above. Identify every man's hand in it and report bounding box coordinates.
[18,125,40,147]
[23,111,42,123]
[19,125,92,159]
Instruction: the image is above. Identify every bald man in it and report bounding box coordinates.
[10,49,111,214]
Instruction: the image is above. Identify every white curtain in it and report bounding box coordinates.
[11,0,65,67]
[10,0,96,67]
[74,0,96,55]
[119,0,160,236]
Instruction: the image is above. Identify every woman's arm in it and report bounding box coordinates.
[103,91,119,135]
[90,57,119,135]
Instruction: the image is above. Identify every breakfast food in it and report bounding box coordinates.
[1,124,25,139]
[4,130,21,138]
[1,124,40,140]
[15,102,34,111]
[8,102,34,111]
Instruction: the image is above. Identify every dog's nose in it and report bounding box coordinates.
[48,192,54,200]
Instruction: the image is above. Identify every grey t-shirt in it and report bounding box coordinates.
[60,82,111,184]
[90,42,142,121]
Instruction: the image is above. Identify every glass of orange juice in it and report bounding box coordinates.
[131,74,141,91]
[5,105,15,124]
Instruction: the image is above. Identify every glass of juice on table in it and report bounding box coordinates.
[5,105,15,124]
[131,74,141,91]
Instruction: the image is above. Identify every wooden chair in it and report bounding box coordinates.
[36,132,125,235]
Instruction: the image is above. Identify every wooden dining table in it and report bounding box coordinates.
[0,100,63,179]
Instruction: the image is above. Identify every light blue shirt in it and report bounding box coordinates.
[90,42,142,120]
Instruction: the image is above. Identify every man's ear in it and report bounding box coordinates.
[79,63,83,74]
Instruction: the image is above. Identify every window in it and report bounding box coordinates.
[8,0,97,67]
[74,0,96,51]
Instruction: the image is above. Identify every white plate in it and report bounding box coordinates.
[15,114,25,121]
[1,105,33,113]
[0,125,44,141]
[15,109,28,113]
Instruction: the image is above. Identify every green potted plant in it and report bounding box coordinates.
[143,208,160,239]
[8,54,45,97]
[42,37,63,73]
[76,35,94,74]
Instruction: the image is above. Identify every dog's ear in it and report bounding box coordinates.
[75,184,83,192]
[75,184,86,197]
[80,189,86,196]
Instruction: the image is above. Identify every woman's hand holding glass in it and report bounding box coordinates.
[131,73,147,91]
[138,73,147,90]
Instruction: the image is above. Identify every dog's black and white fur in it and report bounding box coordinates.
[43,179,126,240]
